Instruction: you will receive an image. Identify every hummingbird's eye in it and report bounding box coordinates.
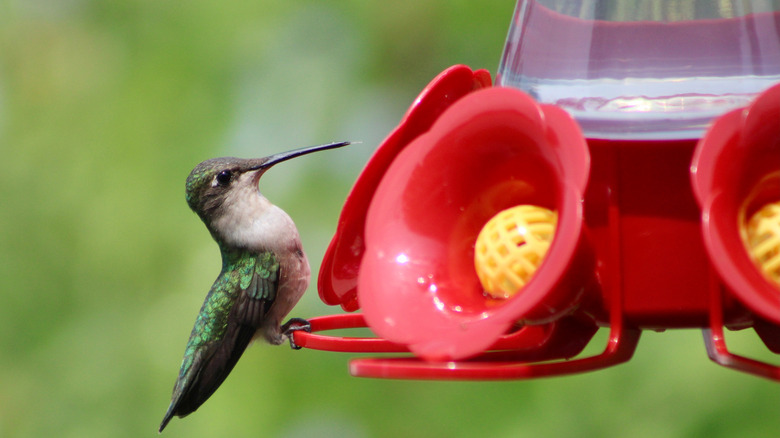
[216,170,233,186]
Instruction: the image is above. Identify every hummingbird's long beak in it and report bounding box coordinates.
[248,141,351,171]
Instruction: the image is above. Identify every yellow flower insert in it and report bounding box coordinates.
[474,205,557,299]
[746,201,780,287]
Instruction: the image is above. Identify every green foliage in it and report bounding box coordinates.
[0,1,778,437]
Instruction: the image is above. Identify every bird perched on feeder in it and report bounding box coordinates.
[159,141,351,432]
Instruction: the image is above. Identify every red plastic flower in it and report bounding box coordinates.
[319,65,593,360]
[692,82,780,325]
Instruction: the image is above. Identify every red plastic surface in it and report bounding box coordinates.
[292,313,590,356]
[348,329,637,380]
[293,313,639,380]
[586,139,719,328]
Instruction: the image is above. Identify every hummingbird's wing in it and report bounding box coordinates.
[159,251,279,432]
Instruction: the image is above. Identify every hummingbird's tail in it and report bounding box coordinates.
[158,324,255,433]
[158,402,177,433]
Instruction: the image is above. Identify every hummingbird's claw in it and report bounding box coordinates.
[281,318,311,350]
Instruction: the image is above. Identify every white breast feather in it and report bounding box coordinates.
[211,173,299,251]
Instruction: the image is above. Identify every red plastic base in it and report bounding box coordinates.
[293,313,640,380]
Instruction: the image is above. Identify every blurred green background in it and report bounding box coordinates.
[1,1,778,437]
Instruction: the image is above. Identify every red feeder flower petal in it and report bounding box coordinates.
[357,86,595,361]
[319,65,491,311]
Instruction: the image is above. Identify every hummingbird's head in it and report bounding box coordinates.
[184,141,351,229]
[184,156,257,222]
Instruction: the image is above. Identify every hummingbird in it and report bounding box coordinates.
[159,141,351,432]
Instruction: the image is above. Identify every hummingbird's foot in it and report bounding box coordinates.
[281,318,311,350]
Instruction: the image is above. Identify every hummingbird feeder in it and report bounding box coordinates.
[294,0,780,381]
